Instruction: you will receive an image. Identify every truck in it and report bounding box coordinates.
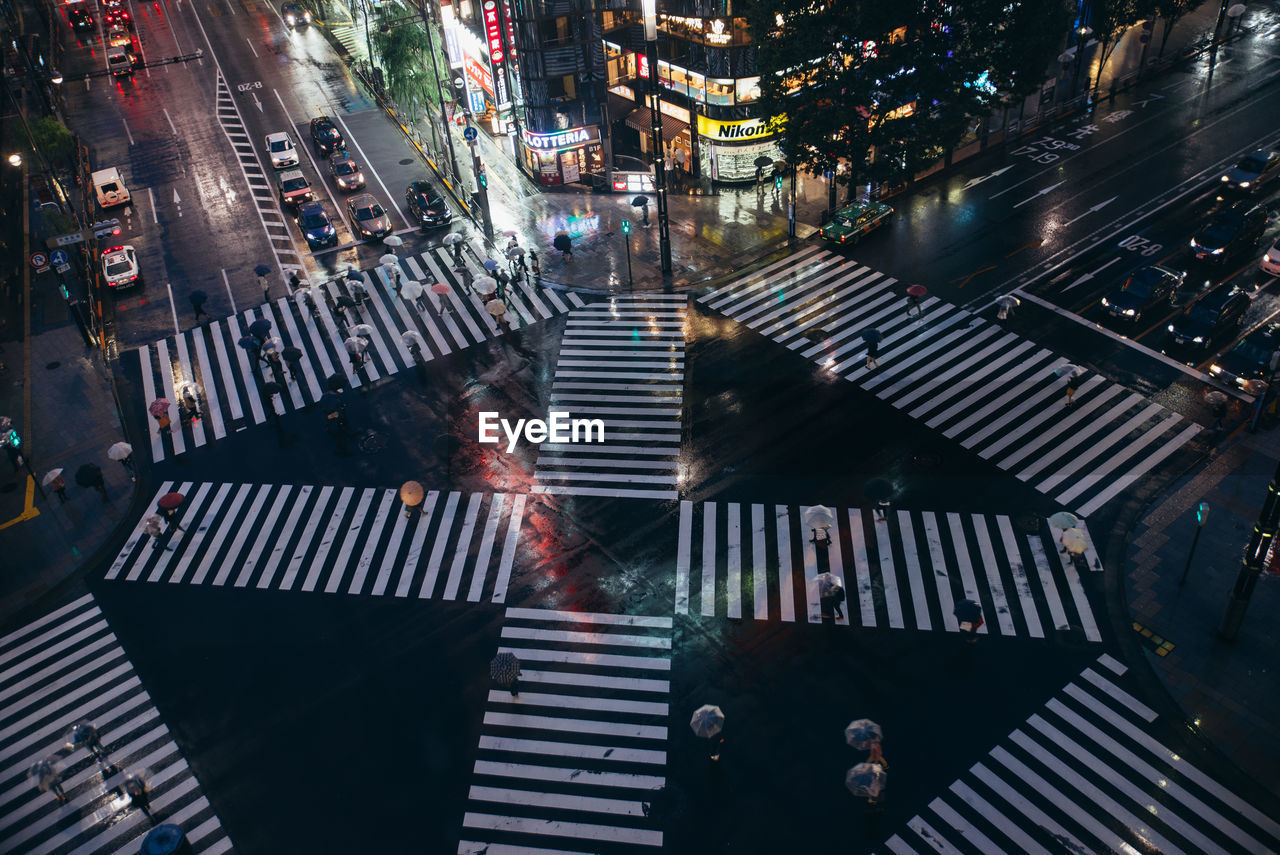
[91,167,131,208]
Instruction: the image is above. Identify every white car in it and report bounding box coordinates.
[101,245,141,289]
[265,132,298,169]
[1262,236,1280,277]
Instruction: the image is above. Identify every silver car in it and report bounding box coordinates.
[329,154,366,191]
[345,193,392,240]
[265,131,298,169]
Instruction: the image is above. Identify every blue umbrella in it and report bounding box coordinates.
[861,328,882,344]
[844,719,882,750]
[482,259,499,272]
[253,263,272,278]
[846,762,887,798]
[346,267,364,282]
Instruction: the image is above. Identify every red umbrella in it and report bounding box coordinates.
[148,399,171,418]
[430,283,450,295]
[906,284,928,297]
[157,492,185,510]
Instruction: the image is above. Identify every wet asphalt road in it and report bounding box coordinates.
[27,0,1280,851]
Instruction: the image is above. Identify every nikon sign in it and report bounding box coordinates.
[695,115,778,142]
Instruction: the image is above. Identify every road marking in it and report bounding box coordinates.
[1062,256,1122,291]
[949,264,996,287]
[0,477,39,530]
[220,268,237,313]
[245,37,256,56]
[961,165,1013,190]
[162,107,179,136]
[121,117,134,146]
[330,111,416,231]
[147,186,158,224]
[165,283,180,336]
[173,187,182,217]
[1063,195,1118,226]
[1011,180,1065,208]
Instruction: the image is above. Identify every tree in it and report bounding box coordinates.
[29,116,74,167]
[1088,0,1158,91]
[978,0,1073,107]
[370,9,437,105]
[1153,0,1199,57]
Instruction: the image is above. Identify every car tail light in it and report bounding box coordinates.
[106,246,123,252]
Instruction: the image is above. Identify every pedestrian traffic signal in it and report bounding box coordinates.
[622,219,630,234]
[775,174,783,190]
[4,429,19,449]
[1196,501,1210,525]
[478,168,487,188]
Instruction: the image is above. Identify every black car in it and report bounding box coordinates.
[405,180,452,228]
[1219,150,1280,194]
[281,2,311,26]
[68,7,93,29]
[1165,285,1250,350]
[1098,265,1184,322]
[309,116,344,155]
[1210,323,1280,390]
[296,201,337,249]
[1189,201,1268,263]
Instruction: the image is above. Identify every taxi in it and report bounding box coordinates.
[819,201,894,244]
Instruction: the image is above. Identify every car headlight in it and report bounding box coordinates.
[285,13,294,22]
[1123,308,1136,316]
[1168,324,1176,333]
[1266,252,1279,264]
[1193,336,1205,343]
[1239,180,1251,188]
[1221,175,1230,182]
[1210,247,1223,255]
[1190,238,1199,248]
[1100,297,1110,307]
[303,10,311,20]
[1210,364,1222,374]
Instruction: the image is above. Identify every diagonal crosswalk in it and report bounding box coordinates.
[675,500,1101,640]
[0,594,233,855]
[459,606,672,853]
[135,247,587,462]
[103,482,526,602]
[885,653,1280,855]
[533,294,688,501]
[699,248,1201,517]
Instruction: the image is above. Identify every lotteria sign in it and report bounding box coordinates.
[483,1,503,64]
[695,115,778,142]
[522,126,600,151]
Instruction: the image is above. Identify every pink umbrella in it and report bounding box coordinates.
[431,283,450,295]
[906,284,928,297]
[148,399,171,418]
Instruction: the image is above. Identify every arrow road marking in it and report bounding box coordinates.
[1064,196,1118,226]
[1133,93,1165,108]
[962,165,1013,190]
[1012,181,1066,208]
[173,188,182,217]
[252,91,263,112]
[1063,256,1123,292]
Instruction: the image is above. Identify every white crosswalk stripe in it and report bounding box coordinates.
[533,294,688,500]
[135,247,586,462]
[0,594,233,855]
[459,607,672,853]
[886,653,1280,855]
[675,500,1101,640]
[699,250,1201,517]
[102,482,526,602]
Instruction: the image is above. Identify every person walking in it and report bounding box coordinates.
[906,293,922,317]
[288,272,301,293]
[29,758,67,805]
[875,498,890,522]
[1211,397,1228,433]
[160,505,186,534]
[865,340,879,370]
[831,583,846,619]
[530,250,541,285]
[1065,372,1080,407]
[81,463,108,501]
[189,291,209,322]
[47,471,68,503]
[673,147,688,190]
[143,514,173,550]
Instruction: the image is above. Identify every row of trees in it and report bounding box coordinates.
[745,0,1202,194]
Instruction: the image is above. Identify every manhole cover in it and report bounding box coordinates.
[46,361,60,370]
[358,430,387,453]
[399,158,414,165]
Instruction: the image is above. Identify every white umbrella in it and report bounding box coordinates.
[1047,511,1080,529]
[812,572,843,596]
[401,330,425,349]
[1053,364,1084,378]
[41,468,63,487]
[996,294,1020,309]
[844,719,883,750]
[107,442,133,461]
[383,234,403,248]
[846,762,887,798]
[486,299,508,317]
[507,245,525,259]
[379,253,399,267]
[443,232,463,246]
[1061,527,1088,555]
[474,275,498,294]
[690,704,725,738]
[401,281,424,300]
[803,505,834,533]
[263,337,283,354]
[344,337,367,354]
[350,324,375,337]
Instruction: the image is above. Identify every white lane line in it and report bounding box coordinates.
[162,108,179,136]
[1079,668,1155,721]
[220,268,237,313]
[137,347,164,461]
[949,780,1050,855]
[872,514,904,629]
[498,646,671,671]
[475,735,664,765]
[224,315,267,424]
[369,503,412,597]
[725,502,742,619]
[971,515,1013,635]
[173,335,207,447]
[701,502,717,616]
[1025,532,1070,630]
[997,516,1043,638]
[419,491,461,599]
[330,111,414,231]
[923,512,958,632]
[212,485,274,585]
[277,486,330,590]
[154,340,185,456]
[208,319,244,422]
[147,186,158,224]
[393,491,438,597]
[483,690,668,717]
[443,493,484,600]
[846,509,874,626]
[970,762,1088,855]
[896,513,931,630]
[165,283,180,336]
[236,485,293,587]
[467,494,506,602]
[245,37,256,57]
[470,760,663,790]
[188,484,253,585]
[318,487,375,594]
[499,627,671,649]
[191,333,226,440]
[343,489,396,594]
[151,482,213,582]
[481,712,666,740]
[987,747,1124,854]
[752,504,768,620]
[519,669,668,693]
[675,500,692,614]
[299,486,355,592]
[502,608,671,628]
[776,506,796,622]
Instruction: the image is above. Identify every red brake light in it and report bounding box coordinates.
[106,245,123,252]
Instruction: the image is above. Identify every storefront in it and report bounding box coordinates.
[696,114,784,183]
[519,126,604,186]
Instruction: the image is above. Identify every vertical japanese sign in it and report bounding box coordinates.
[483,1,503,64]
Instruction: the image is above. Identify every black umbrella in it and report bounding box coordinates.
[336,295,357,309]
[631,195,649,207]
[953,598,983,623]
[282,346,303,363]
[188,290,207,307]
[253,263,272,278]
[346,267,364,282]
[320,391,343,414]
[490,652,520,687]
[864,478,893,501]
[861,328,882,344]
[753,154,774,169]
[261,380,284,397]
[74,462,103,487]
[248,319,272,339]
[237,336,260,352]
[552,233,572,253]
[325,373,348,392]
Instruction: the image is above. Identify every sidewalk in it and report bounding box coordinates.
[1123,423,1280,797]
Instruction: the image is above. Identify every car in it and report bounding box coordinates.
[67,7,93,29]
[819,201,894,244]
[277,169,315,208]
[265,132,298,169]
[1189,200,1268,263]
[405,180,452,228]
[1098,265,1184,321]
[1220,150,1280,194]
[102,7,131,28]
[296,201,337,249]
[106,25,133,48]
[345,193,392,240]
[329,153,365,191]
[107,45,135,77]
[1209,323,1280,390]
[309,117,344,155]
[101,245,141,289]
[281,2,311,26]
[1261,235,1280,276]
[1166,285,1250,350]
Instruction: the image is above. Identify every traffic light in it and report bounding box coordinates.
[1196,501,1210,525]
[478,167,487,188]
[775,174,784,190]
[92,219,121,239]
[622,219,630,235]
[4,428,19,449]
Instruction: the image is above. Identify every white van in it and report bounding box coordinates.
[91,168,131,208]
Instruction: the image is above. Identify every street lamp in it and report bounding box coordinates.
[7,153,20,167]
[1071,26,1093,98]
[641,0,673,277]
[1178,502,1210,587]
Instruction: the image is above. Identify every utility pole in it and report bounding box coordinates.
[1219,459,1280,641]
[641,0,673,277]
[467,131,494,245]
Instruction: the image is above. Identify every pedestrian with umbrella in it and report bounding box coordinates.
[430,283,452,315]
[633,195,651,227]
[444,231,465,264]
[149,398,172,434]
[66,720,109,763]
[350,323,375,344]
[189,289,209,322]
[248,318,273,343]
[255,264,274,299]
[3,420,21,473]
[75,462,108,501]
[814,572,845,619]
[1060,526,1088,557]
[238,336,263,373]
[906,284,927,317]
[1054,364,1085,407]
[487,299,510,332]
[107,441,135,481]
[690,704,725,761]
[401,330,426,364]
[954,598,983,641]
[490,651,522,696]
[261,380,285,421]
[845,719,883,752]
[287,271,301,293]
[350,280,368,310]
[121,769,153,820]
[157,492,187,532]
[996,294,1020,322]
[474,275,498,301]
[1206,389,1229,433]
[401,280,425,311]
[862,328,882,370]
[42,469,68,503]
[344,336,367,370]
[28,757,67,804]
[530,250,541,284]
[846,761,888,809]
[282,346,304,382]
[142,514,170,549]
[553,231,573,262]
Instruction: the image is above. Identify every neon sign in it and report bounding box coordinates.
[483,1,504,64]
